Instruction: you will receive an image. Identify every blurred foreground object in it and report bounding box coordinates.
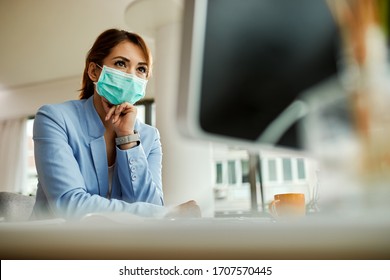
[328,0,390,179]
[323,0,390,213]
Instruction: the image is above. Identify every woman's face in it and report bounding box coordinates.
[101,40,148,78]
[94,40,148,113]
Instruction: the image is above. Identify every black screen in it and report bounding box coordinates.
[198,0,340,148]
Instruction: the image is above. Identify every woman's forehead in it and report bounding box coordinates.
[107,40,147,62]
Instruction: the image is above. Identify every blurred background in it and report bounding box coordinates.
[1,0,390,219]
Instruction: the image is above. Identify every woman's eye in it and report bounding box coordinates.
[114,60,126,68]
[138,66,147,74]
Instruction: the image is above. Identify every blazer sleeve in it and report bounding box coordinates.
[115,127,164,205]
[33,104,167,220]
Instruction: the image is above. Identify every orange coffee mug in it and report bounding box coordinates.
[269,193,306,218]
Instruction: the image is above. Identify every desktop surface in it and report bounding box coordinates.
[1,214,389,259]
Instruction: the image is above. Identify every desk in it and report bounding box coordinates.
[1,214,390,259]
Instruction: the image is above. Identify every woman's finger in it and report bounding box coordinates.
[105,105,116,121]
[106,102,137,124]
[114,104,124,115]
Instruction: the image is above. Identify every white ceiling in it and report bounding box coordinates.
[0,0,138,90]
[0,0,185,120]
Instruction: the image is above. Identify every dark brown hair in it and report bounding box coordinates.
[79,28,152,99]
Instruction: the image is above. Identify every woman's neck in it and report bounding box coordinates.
[93,93,113,130]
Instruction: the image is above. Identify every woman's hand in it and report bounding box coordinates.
[105,102,137,137]
[165,200,202,219]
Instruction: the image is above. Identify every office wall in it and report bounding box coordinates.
[0,77,80,120]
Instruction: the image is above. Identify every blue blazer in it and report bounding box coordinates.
[32,96,165,220]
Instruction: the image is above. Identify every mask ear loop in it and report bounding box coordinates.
[91,63,103,83]
[93,63,104,90]
[93,63,104,79]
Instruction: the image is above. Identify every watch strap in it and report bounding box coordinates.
[115,131,140,146]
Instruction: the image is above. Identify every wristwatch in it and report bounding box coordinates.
[115,131,140,146]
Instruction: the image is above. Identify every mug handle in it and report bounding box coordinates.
[268,199,280,218]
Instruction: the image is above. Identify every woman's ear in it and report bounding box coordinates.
[87,62,100,82]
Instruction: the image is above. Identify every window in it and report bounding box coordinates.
[227,160,236,185]
[26,118,38,195]
[215,162,223,184]
[267,159,277,181]
[136,99,155,126]
[241,160,249,183]
[282,158,292,181]
[297,158,306,179]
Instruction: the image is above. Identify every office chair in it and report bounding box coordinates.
[0,192,35,222]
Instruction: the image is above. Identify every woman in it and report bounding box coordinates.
[32,28,200,220]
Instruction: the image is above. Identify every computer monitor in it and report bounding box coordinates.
[177,0,340,150]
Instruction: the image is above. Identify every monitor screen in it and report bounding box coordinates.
[177,0,340,149]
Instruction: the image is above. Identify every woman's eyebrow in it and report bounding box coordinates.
[112,56,130,62]
[112,56,147,66]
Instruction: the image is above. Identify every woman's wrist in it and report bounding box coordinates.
[118,142,138,150]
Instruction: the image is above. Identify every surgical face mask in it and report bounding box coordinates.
[94,65,148,105]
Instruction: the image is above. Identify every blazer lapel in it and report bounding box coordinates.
[84,96,108,197]
[90,137,108,197]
